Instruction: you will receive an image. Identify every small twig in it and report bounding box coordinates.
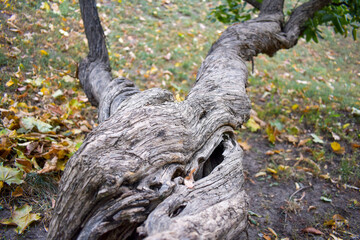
[289,185,312,201]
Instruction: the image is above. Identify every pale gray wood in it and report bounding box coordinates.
[48,0,333,239]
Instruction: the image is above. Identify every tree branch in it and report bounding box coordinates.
[78,0,140,120]
[79,0,109,63]
[259,0,284,15]
[283,0,332,47]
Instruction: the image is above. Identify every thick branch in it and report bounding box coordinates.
[79,0,109,63]
[78,0,140,120]
[283,0,332,47]
[260,0,284,15]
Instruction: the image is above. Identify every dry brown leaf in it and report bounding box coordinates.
[265,150,275,155]
[298,138,310,147]
[37,157,58,174]
[302,227,324,235]
[285,134,298,144]
[238,140,251,151]
[12,186,23,197]
[267,227,277,238]
[16,158,32,173]
[262,233,271,240]
[184,168,196,189]
[351,143,360,149]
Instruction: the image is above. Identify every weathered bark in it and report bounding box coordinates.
[48,0,332,239]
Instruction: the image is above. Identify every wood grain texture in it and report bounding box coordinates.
[48,0,332,239]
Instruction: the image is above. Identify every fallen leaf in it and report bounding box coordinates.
[11,186,23,197]
[319,173,330,180]
[352,143,360,149]
[292,104,299,110]
[331,132,340,141]
[331,142,345,154]
[16,158,32,173]
[0,204,41,233]
[266,150,275,155]
[246,117,261,132]
[254,171,266,178]
[238,140,251,151]
[20,117,53,133]
[262,233,271,240]
[302,227,324,235]
[248,210,262,217]
[266,167,277,174]
[298,138,310,147]
[184,168,196,188]
[278,165,289,171]
[285,134,298,145]
[250,109,266,127]
[311,134,324,144]
[6,80,14,87]
[39,50,48,56]
[267,227,277,238]
[0,164,24,185]
[37,157,58,174]
[320,196,332,202]
[163,52,171,60]
[52,89,63,98]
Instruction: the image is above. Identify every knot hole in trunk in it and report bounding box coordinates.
[194,140,225,181]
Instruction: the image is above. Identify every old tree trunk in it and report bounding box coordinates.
[48,0,331,239]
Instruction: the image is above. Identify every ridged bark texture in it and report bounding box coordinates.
[48,0,332,239]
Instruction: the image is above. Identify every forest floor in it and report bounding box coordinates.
[1,0,360,239]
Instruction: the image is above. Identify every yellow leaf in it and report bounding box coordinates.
[266,168,277,174]
[40,87,50,95]
[292,104,299,110]
[175,93,184,102]
[149,65,158,74]
[343,123,350,129]
[40,2,51,11]
[0,181,3,190]
[6,79,14,87]
[0,205,41,234]
[319,173,330,180]
[331,142,345,154]
[331,142,341,151]
[39,50,48,56]
[17,102,28,108]
[278,165,289,171]
[246,117,261,132]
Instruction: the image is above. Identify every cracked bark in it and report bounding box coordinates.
[48,0,332,239]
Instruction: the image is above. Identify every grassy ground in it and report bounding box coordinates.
[0,0,359,239]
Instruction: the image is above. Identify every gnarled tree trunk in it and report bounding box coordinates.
[48,0,331,239]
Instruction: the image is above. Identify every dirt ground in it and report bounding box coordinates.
[1,132,359,240]
[243,132,360,240]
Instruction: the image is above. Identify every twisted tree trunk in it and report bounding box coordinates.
[48,0,331,239]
